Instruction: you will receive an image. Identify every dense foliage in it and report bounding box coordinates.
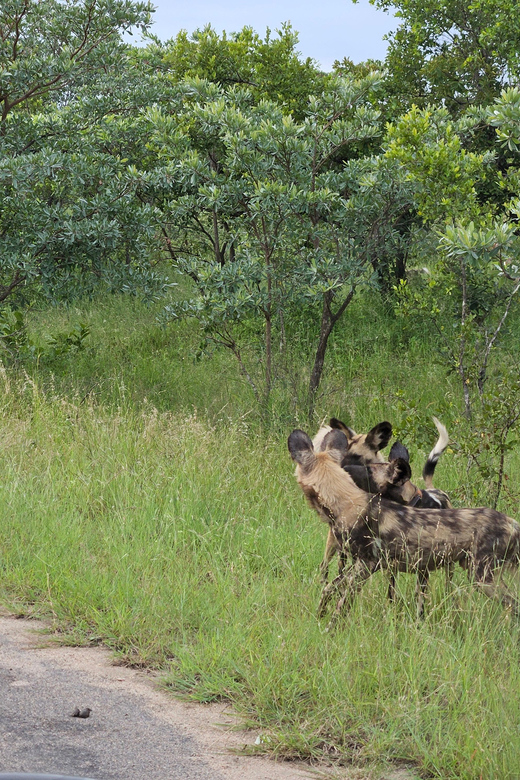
[0,0,163,303]
[3,2,520,777]
[368,0,520,113]
[1,0,520,449]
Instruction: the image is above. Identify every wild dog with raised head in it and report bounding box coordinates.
[317,417,451,583]
[314,419,393,582]
[288,428,520,623]
[328,416,451,509]
[330,416,451,508]
[326,418,392,465]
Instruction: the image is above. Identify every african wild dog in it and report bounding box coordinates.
[330,415,451,508]
[318,419,393,465]
[288,428,520,624]
[313,419,393,583]
[317,417,451,584]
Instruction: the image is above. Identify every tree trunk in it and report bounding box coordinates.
[212,210,223,266]
[309,291,334,403]
[264,257,273,415]
[458,258,472,419]
[308,287,355,417]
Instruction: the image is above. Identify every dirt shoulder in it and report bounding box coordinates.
[0,614,337,780]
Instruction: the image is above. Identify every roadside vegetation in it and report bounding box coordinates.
[0,292,519,779]
[3,1,520,777]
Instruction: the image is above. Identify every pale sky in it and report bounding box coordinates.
[144,1,397,71]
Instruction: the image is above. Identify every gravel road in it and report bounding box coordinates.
[0,615,317,780]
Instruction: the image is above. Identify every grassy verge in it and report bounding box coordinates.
[1,367,520,778]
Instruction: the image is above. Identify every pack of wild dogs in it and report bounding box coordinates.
[288,417,520,626]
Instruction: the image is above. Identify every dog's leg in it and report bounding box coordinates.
[327,558,376,628]
[318,563,352,617]
[319,528,340,584]
[338,548,349,575]
[443,562,456,605]
[415,569,430,619]
[387,570,397,602]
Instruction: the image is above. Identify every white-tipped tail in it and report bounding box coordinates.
[422,417,449,488]
[431,417,449,457]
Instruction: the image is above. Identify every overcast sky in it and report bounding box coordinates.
[143,1,397,71]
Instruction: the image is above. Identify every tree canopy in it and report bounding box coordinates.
[368,0,520,113]
[0,0,158,304]
[3,0,520,416]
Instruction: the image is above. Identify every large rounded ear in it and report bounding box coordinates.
[288,429,314,465]
[388,457,412,486]
[389,440,410,463]
[321,428,349,463]
[312,425,331,452]
[365,421,392,452]
[329,417,356,440]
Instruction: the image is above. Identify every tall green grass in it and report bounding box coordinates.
[24,289,458,433]
[1,371,520,777]
[0,293,520,777]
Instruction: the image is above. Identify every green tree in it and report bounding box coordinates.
[365,0,520,114]
[390,90,520,506]
[146,74,416,417]
[0,0,163,306]
[384,105,494,221]
[150,23,326,119]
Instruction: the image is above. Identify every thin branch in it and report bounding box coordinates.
[0,271,24,303]
[210,328,260,403]
[478,280,520,395]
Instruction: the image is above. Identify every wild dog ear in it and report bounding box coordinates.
[387,457,412,486]
[329,417,356,440]
[288,429,315,466]
[389,440,410,463]
[321,428,350,463]
[365,421,393,452]
[312,425,332,452]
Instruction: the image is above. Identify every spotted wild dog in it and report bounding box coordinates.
[316,419,393,466]
[288,427,520,624]
[330,415,451,509]
[317,417,452,585]
[314,419,392,583]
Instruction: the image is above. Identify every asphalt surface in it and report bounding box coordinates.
[0,616,312,780]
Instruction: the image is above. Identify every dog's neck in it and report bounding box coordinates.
[297,453,372,529]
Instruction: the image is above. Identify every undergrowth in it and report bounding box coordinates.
[0,292,520,778]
